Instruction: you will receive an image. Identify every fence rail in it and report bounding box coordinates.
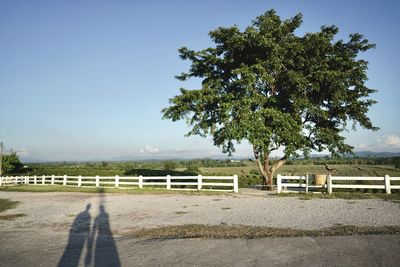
[277,174,400,194]
[0,175,239,193]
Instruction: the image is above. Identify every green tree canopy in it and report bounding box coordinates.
[2,152,23,175]
[162,10,378,186]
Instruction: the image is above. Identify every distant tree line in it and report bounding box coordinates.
[286,157,400,167]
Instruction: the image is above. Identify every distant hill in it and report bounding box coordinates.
[351,151,400,158]
[20,150,400,163]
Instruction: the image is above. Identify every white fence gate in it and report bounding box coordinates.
[0,175,239,193]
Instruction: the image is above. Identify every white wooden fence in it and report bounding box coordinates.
[0,175,239,193]
[277,174,400,194]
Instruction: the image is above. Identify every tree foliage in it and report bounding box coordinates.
[162,10,378,185]
[2,152,23,175]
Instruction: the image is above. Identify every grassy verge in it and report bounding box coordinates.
[131,224,400,240]
[0,185,229,195]
[0,198,20,212]
[276,192,400,201]
[0,198,25,221]
[0,214,26,220]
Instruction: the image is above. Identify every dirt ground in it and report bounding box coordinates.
[1,191,400,266]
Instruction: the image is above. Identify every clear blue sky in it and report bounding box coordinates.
[1,0,399,161]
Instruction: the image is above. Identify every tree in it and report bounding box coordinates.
[163,161,177,171]
[162,10,378,187]
[2,152,23,175]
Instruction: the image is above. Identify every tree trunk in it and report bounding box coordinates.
[253,145,287,191]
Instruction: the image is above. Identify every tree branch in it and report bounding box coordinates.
[253,145,268,178]
[271,155,288,173]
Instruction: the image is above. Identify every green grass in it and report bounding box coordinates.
[0,198,25,221]
[0,185,230,195]
[0,214,26,220]
[0,198,20,213]
[130,224,400,240]
[175,211,189,215]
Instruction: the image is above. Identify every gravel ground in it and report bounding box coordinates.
[1,190,399,234]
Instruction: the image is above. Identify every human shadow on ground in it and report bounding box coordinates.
[85,204,121,267]
[58,195,120,267]
[58,204,92,267]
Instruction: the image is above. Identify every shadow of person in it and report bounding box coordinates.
[58,204,92,267]
[87,204,120,267]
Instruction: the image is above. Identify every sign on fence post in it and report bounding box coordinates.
[63,175,67,186]
[197,175,202,191]
[42,175,45,185]
[34,175,37,185]
[115,175,119,188]
[78,175,82,187]
[95,176,100,188]
[139,175,143,188]
[384,175,391,195]
[327,174,332,194]
[233,175,239,193]
[277,174,282,194]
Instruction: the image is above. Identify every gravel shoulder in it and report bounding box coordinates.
[0,190,399,235]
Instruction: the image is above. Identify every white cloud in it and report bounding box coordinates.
[354,143,370,150]
[16,148,30,157]
[139,145,159,153]
[384,135,400,148]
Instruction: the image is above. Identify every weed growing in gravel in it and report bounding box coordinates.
[0,198,25,221]
[0,214,26,220]
[175,211,189,215]
[131,224,400,240]
[0,198,20,213]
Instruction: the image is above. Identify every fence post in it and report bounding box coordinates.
[305,174,309,194]
[327,174,332,194]
[63,175,67,186]
[166,175,171,190]
[96,175,100,188]
[384,175,391,195]
[34,175,37,185]
[78,175,82,187]
[51,175,55,185]
[0,176,2,186]
[42,175,45,185]
[115,175,119,188]
[139,175,143,188]
[197,175,202,191]
[277,174,282,193]
[233,175,239,193]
